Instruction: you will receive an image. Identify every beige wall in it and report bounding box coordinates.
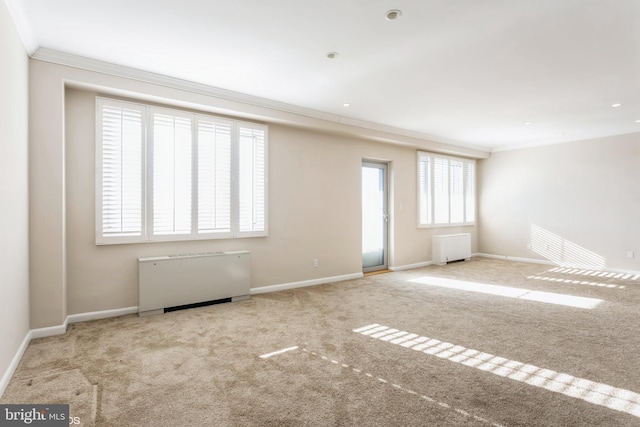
[478,133,640,272]
[0,0,30,392]
[30,60,478,327]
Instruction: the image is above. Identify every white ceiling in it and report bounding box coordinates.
[7,0,640,151]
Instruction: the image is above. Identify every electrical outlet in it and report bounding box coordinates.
[313,258,318,268]
[627,251,634,259]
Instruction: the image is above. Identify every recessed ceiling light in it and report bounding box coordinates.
[611,103,622,108]
[556,132,564,136]
[524,121,533,125]
[343,103,351,107]
[326,52,339,59]
[635,119,640,123]
[385,9,402,20]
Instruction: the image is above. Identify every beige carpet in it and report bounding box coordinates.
[2,258,640,426]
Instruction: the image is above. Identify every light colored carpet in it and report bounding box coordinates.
[2,258,639,426]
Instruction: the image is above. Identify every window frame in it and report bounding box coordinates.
[95,97,268,245]
[417,151,476,228]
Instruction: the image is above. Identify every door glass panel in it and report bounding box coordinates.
[362,163,387,270]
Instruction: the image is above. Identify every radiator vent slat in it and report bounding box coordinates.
[164,297,232,313]
[138,251,250,316]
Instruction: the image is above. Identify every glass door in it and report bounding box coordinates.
[362,161,388,272]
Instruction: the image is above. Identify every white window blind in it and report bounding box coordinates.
[238,124,267,234]
[96,97,268,244]
[197,117,232,234]
[96,99,144,242]
[464,161,475,223]
[433,157,450,224]
[151,110,193,236]
[417,151,475,227]
[418,155,432,225]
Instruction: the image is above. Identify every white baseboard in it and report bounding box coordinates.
[473,253,555,266]
[389,261,433,271]
[30,321,68,340]
[250,272,364,295]
[66,306,138,325]
[0,332,31,398]
[30,306,140,341]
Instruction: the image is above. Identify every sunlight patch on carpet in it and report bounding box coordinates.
[546,267,639,281]
[408,276,603,309]
[300,348,505,427]
[259,346,299,359]
[527,274,626,289]
[354,324,640,418]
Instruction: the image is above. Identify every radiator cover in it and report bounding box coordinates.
[432,233,471,265]
[138,251,250,316]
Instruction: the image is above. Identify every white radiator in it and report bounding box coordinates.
[432,233,471,265]
[138,251,250,316]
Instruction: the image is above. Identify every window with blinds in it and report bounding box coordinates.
[96,97,268,244]
[417,151,475,227]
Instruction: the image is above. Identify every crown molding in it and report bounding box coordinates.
[32,48,343,123]
[31,48,491,158]
[4,0,38,55]
[490,129,640,153]
[490,138,578,153]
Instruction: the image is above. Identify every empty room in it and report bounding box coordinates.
[1,1,639,426]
